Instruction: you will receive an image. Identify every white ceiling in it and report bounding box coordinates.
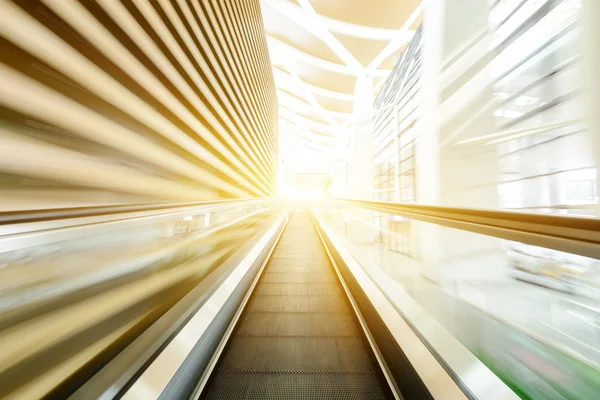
[261,0,423,155]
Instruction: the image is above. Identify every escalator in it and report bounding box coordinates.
[200,209,394,399]
[4,198,579,399]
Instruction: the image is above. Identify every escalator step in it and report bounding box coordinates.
[260,272,337,283]
[206,372,387,400]
[235,312,361,338]
[220,337,375,371]
[246,295,351,313]
[204,211,391,399]
[253,282,344,296]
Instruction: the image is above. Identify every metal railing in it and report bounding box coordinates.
[0,199,280,399]
[319,198,600,399]
[333,198,600,259]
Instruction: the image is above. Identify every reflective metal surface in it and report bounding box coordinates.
[122,215,285,399]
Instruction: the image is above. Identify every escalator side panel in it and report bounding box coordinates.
[313,215,434,399]
[155,219,286,400]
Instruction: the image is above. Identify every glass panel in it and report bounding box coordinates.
[315,204,600,399]
[491,0,592,215]
[0,201,276,314]
[373,26,423,207]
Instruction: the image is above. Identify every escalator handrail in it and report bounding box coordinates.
[118,215,287,400]
[0,209,269,320]
[0,198,270,224]
[333,198,600,259]
[67,214,284,400]
[0,198,273,253]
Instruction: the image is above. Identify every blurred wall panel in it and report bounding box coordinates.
[0,0,278,210]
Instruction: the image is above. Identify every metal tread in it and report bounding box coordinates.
[246,295,352,314]
[204,211,391,399]
[219,370,377,375]
[234,333,360,338]
[206,372,388,400]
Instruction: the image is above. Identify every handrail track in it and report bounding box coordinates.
[333,198,600,259]
[0,198,268,225]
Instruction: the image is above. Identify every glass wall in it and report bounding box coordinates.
[490,0,599,306]
[315,202,600,399]
[357,1,599,398]
[491,0,596,215]
[372,27,423,255]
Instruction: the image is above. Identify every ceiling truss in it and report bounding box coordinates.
[262,0,423,149]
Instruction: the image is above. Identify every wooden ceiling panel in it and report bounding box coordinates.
[309,0,421,29]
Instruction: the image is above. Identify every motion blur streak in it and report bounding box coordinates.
[0,0,277,208]
[1,1,600,400]
[0,0,277,397]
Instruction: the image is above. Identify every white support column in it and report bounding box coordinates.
[348,75,374,201]
[581,0,600,215]
[416,0,443,206]
[346,75,375,242]
[415,0,444,277]
[330,128,350,198]
[418,0,506,282]
[436,0,497,210]
[393,105,401,203]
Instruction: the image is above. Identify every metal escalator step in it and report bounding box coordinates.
[265,266,311,274]
[253,282,343,296]
[220,337,376,371]
[253,283,311,296]
[260,273,308,283]
[267,259,311,266]
[306,273,337,283]
[246,295,351,313]
[305,282,346,295]
[246,295,313,313]
[272,249,326,254]
[206,372,387,400]
[271,251,329,260]
[265,262,332,272]
[235,312,361,338]
[260,272,337,284]
[270,256,330,263]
